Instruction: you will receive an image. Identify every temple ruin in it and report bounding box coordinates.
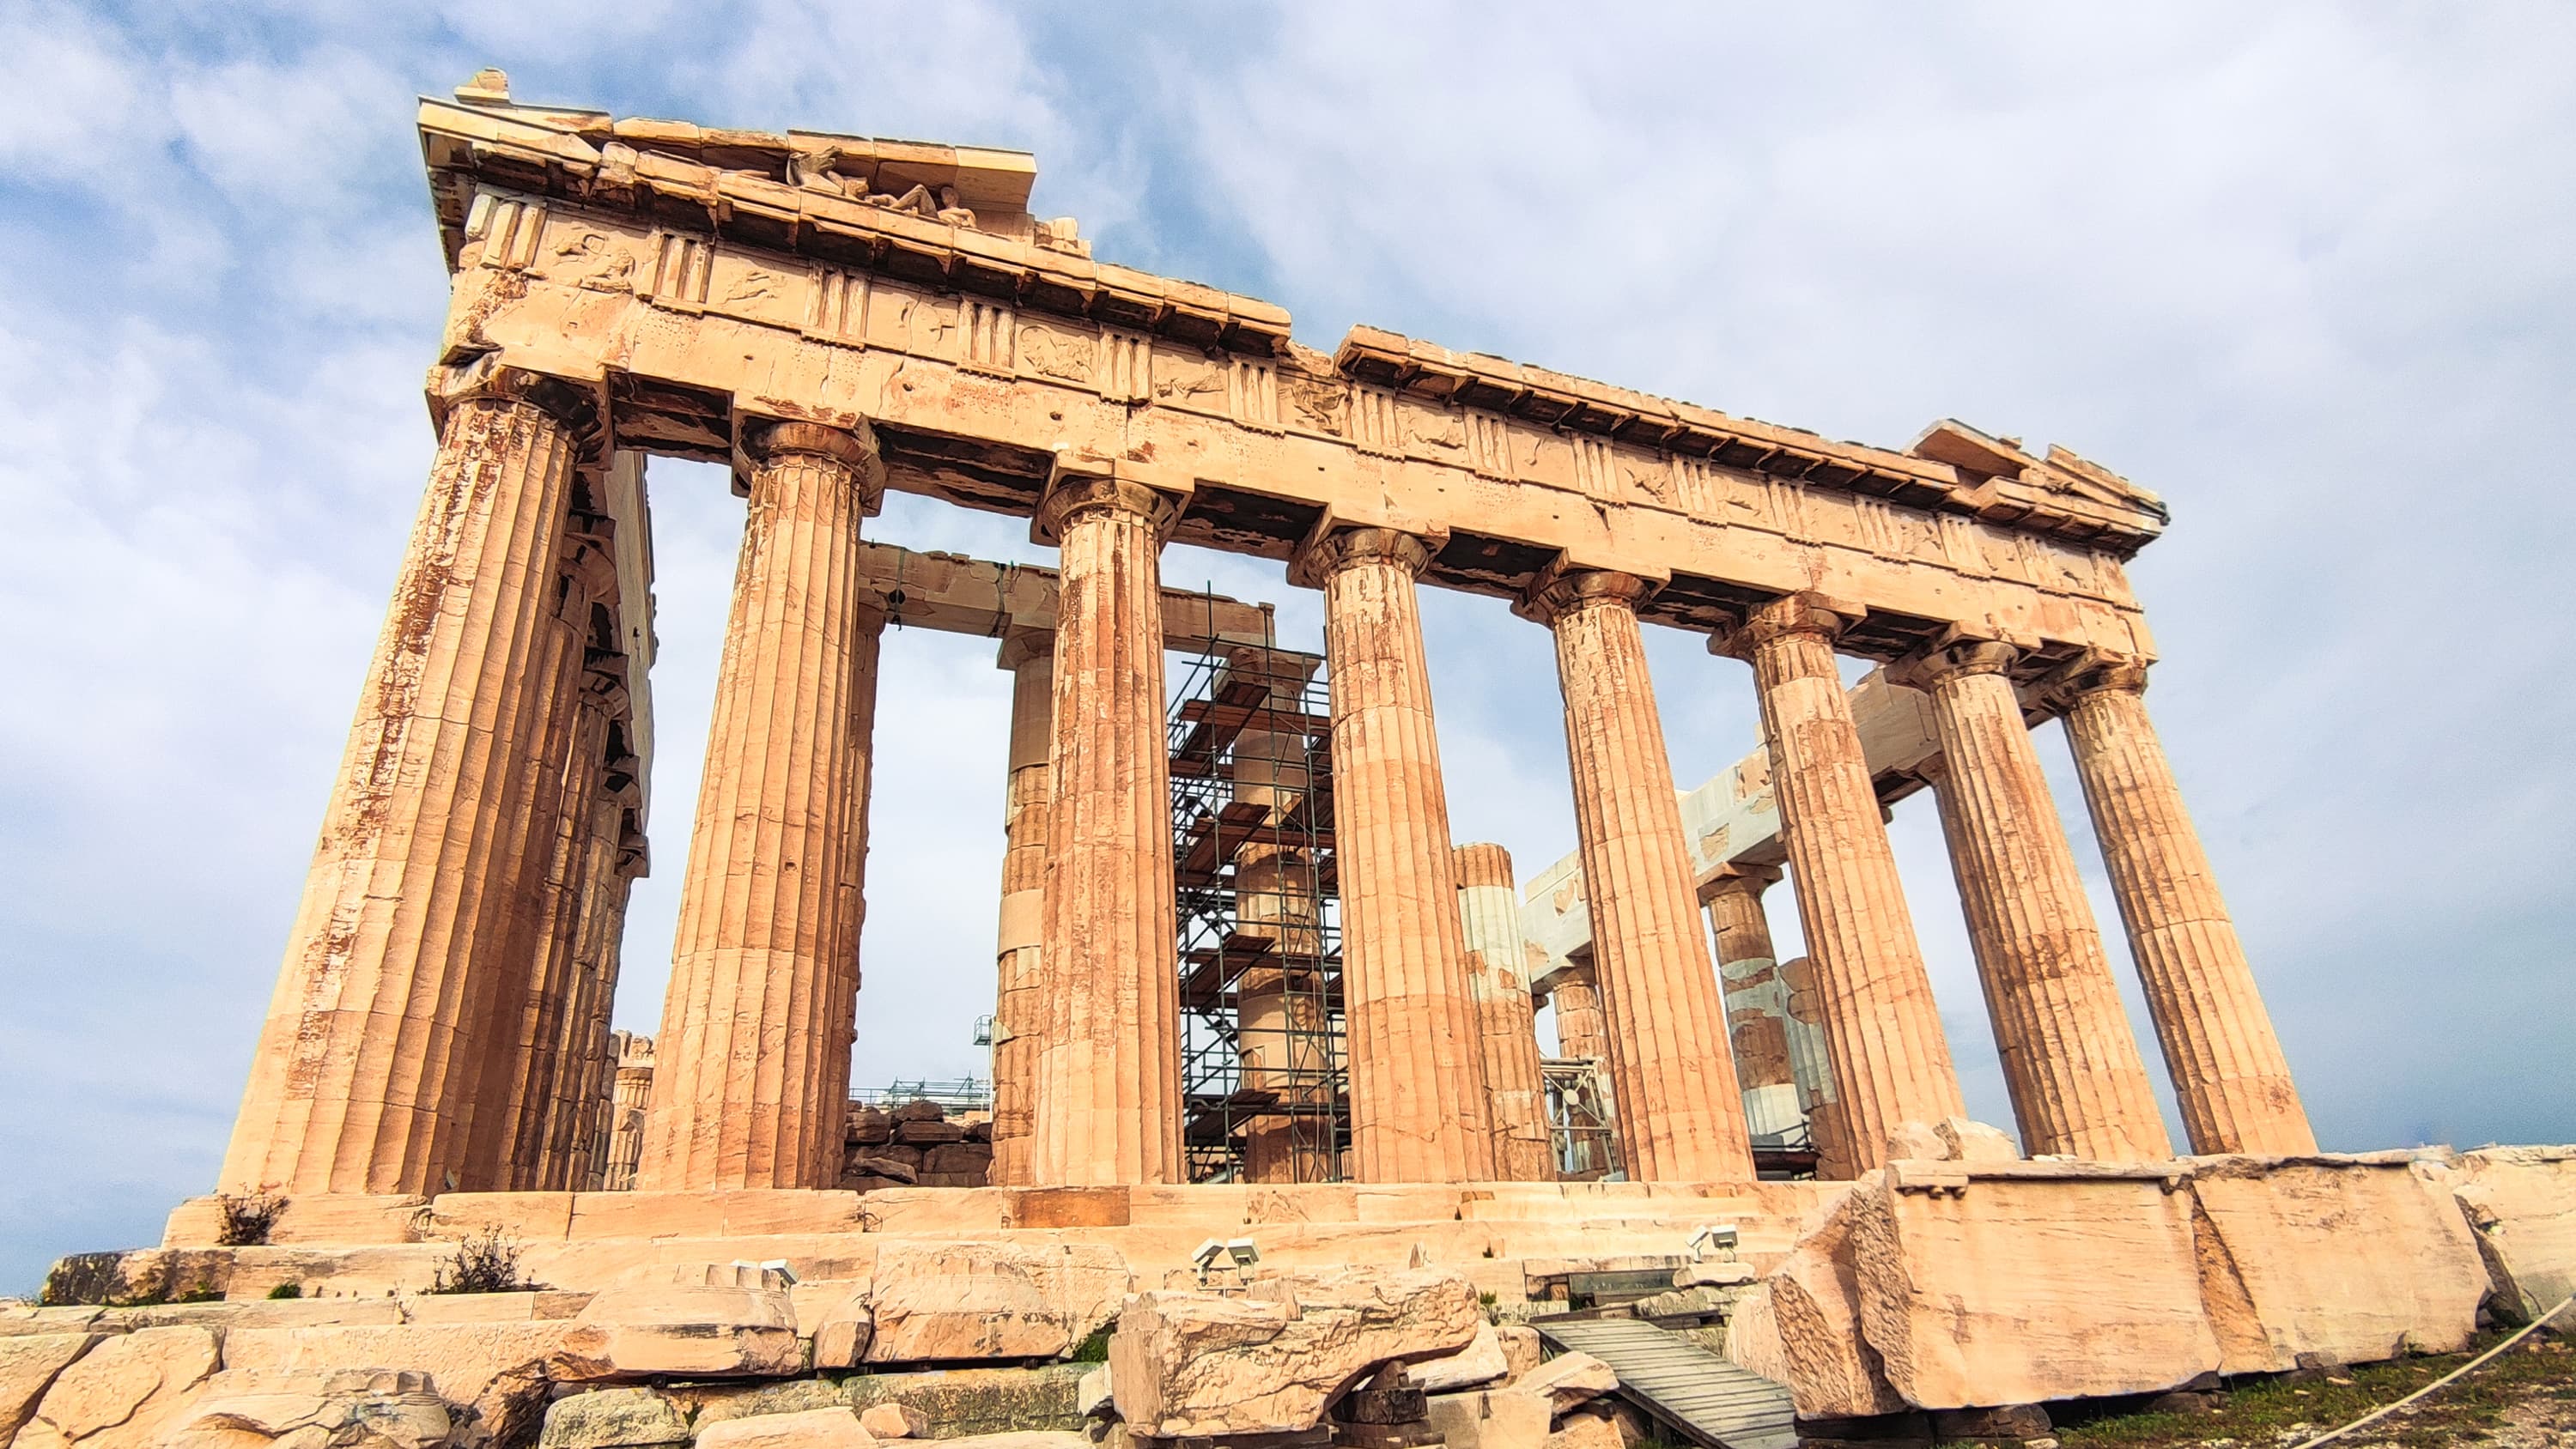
[18,75,2570,1449]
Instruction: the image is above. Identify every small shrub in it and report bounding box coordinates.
[428,1228,528,1294]
[267,1282,303,1300]
[216,1192,286,1247]
[177,1286,223,1304]
[1072,1326,1113,1363]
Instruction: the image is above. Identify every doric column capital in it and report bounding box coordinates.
[1708,591,1861,660]
[1512,560,1660,627]
[1695,860,1783,905]
[739,417,886,514]
[1030,452,1180,545]
[1888,629,2022,692]
[1287,523,1437,588]
[2033,648,2153,712]
[744,416,879,470]
[428,356,605,454]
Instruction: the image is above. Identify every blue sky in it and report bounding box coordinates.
[3,3,2572,1292]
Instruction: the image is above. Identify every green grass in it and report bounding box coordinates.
[2059,1331,2575,1448]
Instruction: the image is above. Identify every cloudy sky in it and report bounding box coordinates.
[3,3,2571,1291]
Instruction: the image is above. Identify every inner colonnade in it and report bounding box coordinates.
[215,86,2318,1202]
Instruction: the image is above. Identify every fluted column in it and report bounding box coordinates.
[537,791,635,1189]
[1774,955,1855,1178]
[1714,594,1965,1176]
[1703,864,1812,1142]
[1028,468,1183,1186]
[1455,844,1553,1181]
[599,1032,654,1191]
[220,362,597,1194]
[1523,567,1750,1181]
[1551,967,1608,1063]
[638,420,885,1190]
[987,632,1053,1186]
[471,528,623,1188]
[1291,527,1493,1183]
[1899,636,2171,1161]
[2054,658,2314,1154]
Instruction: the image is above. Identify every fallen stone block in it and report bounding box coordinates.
[848,1108,894,1147]
[1759,1186,1905,1420]
[2190,1155,2484,1371]
[13,1324,220,1449]
[856,1402,927,1439]
[224,1321,604,1446]
[1850,1166,2219,1409]
[894,1121,966,1147]
[1720,1282,1791,1389]
[1671,1260,1755,1289]
[847,1158,919,1186]
[162,1367,457,1449]
[865,1241,1127,1364]
[574,1264,799,1379]
[0,1333,99,1442]
[1075,1367,1111,1420]
[1538,1406,1619,1449]
[1413,1324,1508,1392]
[811,1284,874,1370]
[1108,1268,1480,1437]
[840,1364,1092,1438]
[696,1407,878,1449]
[1424,1388,1548,1449]
[922,1435,1087,1449]
[2443,1145,2576,1325]
[1508,1353,1613,1416]
[683,1380,848,1429]
[540,1387,690,1449]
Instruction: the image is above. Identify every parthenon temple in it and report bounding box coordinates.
[220,79,2316,1201]
[39,76,2569,1448]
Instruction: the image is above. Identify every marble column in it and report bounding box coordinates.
[1550,965,1609,1064]
[1523,567,1750,1181]
[1028,468,1184,1186]
[638,420,885,1190]
[2055,658,2315,1155]
[599,1031,654,1191]
[1773,955,1855,1178]
[479,530,623,1189]
[1899,636,2171,1161]
[1454,843,1554,1181]
[1702,864,1808,1142]
[535,791,633,1190]
[220,362,596,1195]
[1228,650,1334,1184]
[987,631,1053,1187]
[1290,527,1493,1183]
[1714,594,1965,1176]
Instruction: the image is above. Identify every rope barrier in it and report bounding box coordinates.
[2284,1290,2573,1449]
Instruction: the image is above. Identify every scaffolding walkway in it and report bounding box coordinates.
[1533,1318,1797,1449]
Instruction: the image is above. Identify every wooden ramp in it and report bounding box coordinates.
[1534,1317,1798,1449]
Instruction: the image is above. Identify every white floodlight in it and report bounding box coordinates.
[1689,1223,1741,1261]
[1225,1238,1260,1269]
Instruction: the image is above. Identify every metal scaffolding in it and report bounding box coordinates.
[1543,1058,1620,1180]
[1167,604,1348,1183]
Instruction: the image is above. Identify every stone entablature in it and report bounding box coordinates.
[420,94,2160,676]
